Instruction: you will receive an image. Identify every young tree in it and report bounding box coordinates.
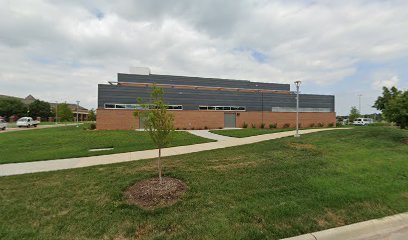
[374,86,408,128]
[28,100,52,119]
[0,98,27,119]
[57,103,73,122]
[349,106,360,122]
[87,109,96,121]
[134,85,175,183]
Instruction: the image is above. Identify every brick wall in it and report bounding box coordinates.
[96,109,138,130]
[96,109,336,130]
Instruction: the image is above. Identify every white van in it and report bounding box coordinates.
[0,119,7,130]
[353,118,373,126]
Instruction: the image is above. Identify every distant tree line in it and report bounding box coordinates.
[0,98,96,122]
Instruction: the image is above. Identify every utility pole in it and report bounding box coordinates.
[76,101,80,127]
[358,94,362,114]
[294,81,301,137]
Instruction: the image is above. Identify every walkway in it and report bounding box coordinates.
[282,212,408,240]
[0,128,348,177]
[187,130,236,141]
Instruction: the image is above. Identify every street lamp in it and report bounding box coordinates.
[76,101,80,127]
[55,101,58,125]
[294,81,302,138]
[358,94,362,113]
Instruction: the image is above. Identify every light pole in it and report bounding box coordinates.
[358,94,362,114]
[76,101,80,127]
[55,101,58,125]
[294,81,302,138]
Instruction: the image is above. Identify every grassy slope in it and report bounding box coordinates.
[0,126,213,164]
[210,128,296,138]
[0,127,407,239]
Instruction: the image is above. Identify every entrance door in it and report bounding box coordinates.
[224,113,236,128]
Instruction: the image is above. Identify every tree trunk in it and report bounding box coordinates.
[158,148,162,183]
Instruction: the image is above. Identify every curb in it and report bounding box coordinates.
[281,212,408,240]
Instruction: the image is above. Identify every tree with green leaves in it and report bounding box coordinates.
[87,109,96,121]
[57,103,73,122]
[348,106,360,122]
[374,86,408,128]
[0,98,27,119]
[28,100,51,119]
[134,85,175,183]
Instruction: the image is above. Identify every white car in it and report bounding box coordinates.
[353,118,373,126]
[0,119,7,130]
[16,117,39,128]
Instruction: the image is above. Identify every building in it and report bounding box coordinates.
[97,69,336,130]
[0,94,89,121]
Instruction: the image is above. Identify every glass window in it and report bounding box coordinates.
[115,104,125,109]
[104,103,115,108]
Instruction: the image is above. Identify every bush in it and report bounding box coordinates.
[283,123,290,128]
[317,122,324,127]
[219,127,222,129]
[242,122,248,128]
[251,123,256,128]
[309,123,315,128]
[328,122,334,127]
[260,123,265,129]
[204,126,208,129]
[83,123,96,130]
[269,123,277,129]
[176,127,180,130]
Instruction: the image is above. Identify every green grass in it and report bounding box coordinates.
[0,126,213,164]
[210,128,297,138]
[0,127,407,239]
[6,121,85,128]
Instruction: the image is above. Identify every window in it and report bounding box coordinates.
[271,107,331,112]
[198,105,246,111]
[104,103,182,110]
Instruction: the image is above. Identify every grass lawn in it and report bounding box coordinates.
[210,127,298,138]
[0,126,213,164]
[6,121,84,128]
[0,127,407,239]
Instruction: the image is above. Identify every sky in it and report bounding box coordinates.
[0,0,407,115]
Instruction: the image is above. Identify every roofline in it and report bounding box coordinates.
[108,81,293,94]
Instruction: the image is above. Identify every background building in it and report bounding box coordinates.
[97,70,336,130]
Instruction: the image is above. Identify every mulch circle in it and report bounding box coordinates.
[125,177,187,209]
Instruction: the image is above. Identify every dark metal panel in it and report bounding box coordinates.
[117,73,290,91]
[98,84,335,112]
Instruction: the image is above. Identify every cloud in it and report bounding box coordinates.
[0,0,408,113]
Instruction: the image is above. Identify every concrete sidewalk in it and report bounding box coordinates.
[282,212,408,240]
[187,129,236,141]
[0,128,348,177]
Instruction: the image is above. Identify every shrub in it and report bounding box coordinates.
[242,122,248,128]
[269,123,277,129]
[83,123,96,130]
[328,122,334,127]
[219,126,222,129]
[176,127,180,130]
[251,123,256,128]
[309,123,315,128]
[317,122,324,127]
[283,123,290,128]
[204,126,208,129]
[260,123,265,129]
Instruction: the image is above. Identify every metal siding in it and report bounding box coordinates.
[117,73,290,91]
[98,84,335,112]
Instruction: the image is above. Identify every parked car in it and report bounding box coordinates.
[0,119,7,130]
[16,117,40,128]
[353,118,373,126]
